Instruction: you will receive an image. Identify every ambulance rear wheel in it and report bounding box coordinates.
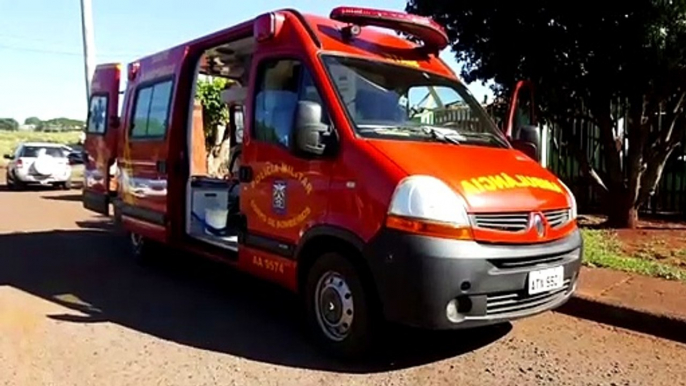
[305,252,378,359]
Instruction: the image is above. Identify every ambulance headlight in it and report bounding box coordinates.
[559,179,577,221]
[386,175,472,239]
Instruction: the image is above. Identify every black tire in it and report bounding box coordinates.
[8,174,24,191]
[63,180,72,190]
[304,252,379,360]
[5,172,13,190]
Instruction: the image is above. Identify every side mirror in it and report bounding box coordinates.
[511,125,541,161]
[294,101,328,156]
[3,154,12,160]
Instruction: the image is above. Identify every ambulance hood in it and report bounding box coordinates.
[368,140,571,213]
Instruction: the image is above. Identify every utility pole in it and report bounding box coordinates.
[79,0,96,106]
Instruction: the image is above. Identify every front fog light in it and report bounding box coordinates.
[446,296,473,323]
[446,298,464,323]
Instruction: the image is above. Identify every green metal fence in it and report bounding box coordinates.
[433,103,686,216]
[546,120,686,217]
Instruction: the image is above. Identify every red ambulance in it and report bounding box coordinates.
[82,6,582,358]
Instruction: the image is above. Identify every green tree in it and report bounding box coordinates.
[0,118,19,131]
[24,117,42,126]
[41,117,84,131]
[195,77,231,149]
[195,77,234,177]
[407,0,686,228]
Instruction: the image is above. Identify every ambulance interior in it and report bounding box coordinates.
[185,36,254,252]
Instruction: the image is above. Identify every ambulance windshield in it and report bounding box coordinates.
[321,55,509,148]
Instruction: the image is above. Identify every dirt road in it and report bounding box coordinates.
[0,184,685,386]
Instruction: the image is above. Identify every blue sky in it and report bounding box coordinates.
[0,0,493,123]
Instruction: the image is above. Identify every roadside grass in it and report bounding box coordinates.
[582,229,686,283]
[0,131,81,167]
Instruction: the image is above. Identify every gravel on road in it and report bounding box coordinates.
[0,185,684,386]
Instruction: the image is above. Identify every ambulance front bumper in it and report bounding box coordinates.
[364,228,583,330]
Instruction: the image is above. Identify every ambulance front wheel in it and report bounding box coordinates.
[305,252,379,359]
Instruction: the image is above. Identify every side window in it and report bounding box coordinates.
[86,95,108,134]
[147,81,173,137]
[299,69,330,126]
[130,80,174,138]
[253,59,329,148]
[131,87,152,137]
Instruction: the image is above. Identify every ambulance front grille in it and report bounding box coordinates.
[471,208,571,233]
[471,213,530,232]
[485,279,572,316]
[543,209,571,228]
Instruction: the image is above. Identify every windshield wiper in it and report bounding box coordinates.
[358,124,464,145]
[420,126,463,145]
[438,122,510,147]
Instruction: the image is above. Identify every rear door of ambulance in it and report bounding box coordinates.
[116,53,179,242]
[83,63,121,215]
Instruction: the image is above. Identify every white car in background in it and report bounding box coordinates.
[3,142,73,190]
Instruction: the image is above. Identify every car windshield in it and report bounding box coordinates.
[21,146,67,158]
[321,55,509,148]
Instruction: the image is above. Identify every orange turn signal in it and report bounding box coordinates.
[386,214,473,240]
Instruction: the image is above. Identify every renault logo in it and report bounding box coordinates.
[531,213,545,237]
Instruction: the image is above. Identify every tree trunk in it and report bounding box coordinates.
[593,106,642,228]
[206,139,231,178]
[206,124,231,178]
[605,190,640,228]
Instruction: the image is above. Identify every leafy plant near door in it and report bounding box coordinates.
[195,77,233,177]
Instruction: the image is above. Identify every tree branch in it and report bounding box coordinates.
[553,117,610,193]
[659,91,686,148]
[637,108,685,206]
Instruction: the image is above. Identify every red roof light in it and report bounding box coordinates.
[330,6,449,51]
[128,62,140,81]
[254,12,285,42]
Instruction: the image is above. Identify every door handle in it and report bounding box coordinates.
[238,165,252,182]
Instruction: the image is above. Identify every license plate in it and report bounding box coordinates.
[528,266,564,295]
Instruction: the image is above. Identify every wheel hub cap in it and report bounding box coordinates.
[315,272,354,342]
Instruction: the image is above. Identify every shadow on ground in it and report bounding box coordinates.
[40,193,83,202]
[0,221,510,373]
[0,184,83,194]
